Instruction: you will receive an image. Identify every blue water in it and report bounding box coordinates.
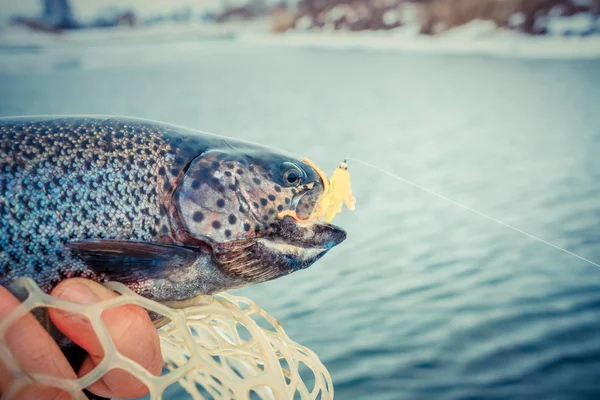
[1,41,600,400]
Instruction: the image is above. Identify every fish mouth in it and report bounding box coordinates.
[255,238,325,259]
[213,217,346,284]
[268,216,346,253]
[257,217,347,265]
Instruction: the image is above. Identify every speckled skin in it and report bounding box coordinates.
[0,116,346,303]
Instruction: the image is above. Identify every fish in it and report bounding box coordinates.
[0,115,347,303]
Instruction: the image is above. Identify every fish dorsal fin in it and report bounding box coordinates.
[68,240,200,283]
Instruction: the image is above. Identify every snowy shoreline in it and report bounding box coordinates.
[1,21,600,60]
[240,25,600,59]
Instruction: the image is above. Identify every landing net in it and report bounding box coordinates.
[0,277,333,400]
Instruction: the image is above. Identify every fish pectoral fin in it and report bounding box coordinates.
[68,240,200,283]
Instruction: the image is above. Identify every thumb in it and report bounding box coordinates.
[49,278,162,399]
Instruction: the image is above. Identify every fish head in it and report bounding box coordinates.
[172,147,346,284]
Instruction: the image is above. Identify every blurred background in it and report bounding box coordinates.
[1,1,600,399]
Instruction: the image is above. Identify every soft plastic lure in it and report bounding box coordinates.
[279,158,356,223]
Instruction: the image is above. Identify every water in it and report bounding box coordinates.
[1,41,600,400]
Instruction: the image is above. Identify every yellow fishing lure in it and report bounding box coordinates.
[278,158,356,223]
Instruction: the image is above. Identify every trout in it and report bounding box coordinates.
[0,116,346,302]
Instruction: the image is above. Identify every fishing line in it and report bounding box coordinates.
[346,157,600,269]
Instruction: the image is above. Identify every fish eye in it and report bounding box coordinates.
[284,170,301,186]
[281,162,304,187]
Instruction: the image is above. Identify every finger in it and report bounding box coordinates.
[0,285,76,399]
[49,279,162,399]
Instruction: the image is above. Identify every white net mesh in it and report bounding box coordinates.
[0,277,333,400]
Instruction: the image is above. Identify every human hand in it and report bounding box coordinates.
[0,278,162,399]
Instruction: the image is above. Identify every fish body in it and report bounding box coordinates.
[0,116,346,302]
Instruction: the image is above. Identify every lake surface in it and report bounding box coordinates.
[1,41,600,400]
